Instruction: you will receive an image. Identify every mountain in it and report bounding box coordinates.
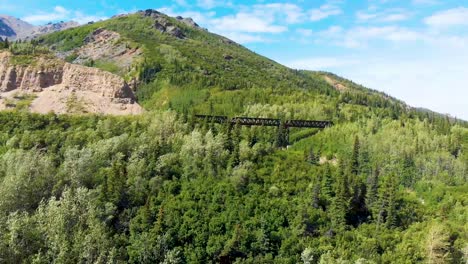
[0,9,467,264]
[0,15,78,40]
[36,10,412,118]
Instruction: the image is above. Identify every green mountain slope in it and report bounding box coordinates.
[0,10,466,264]
[38,10,405,119]
[37,10,460,126]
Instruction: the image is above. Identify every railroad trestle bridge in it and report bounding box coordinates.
[195,115,333,147]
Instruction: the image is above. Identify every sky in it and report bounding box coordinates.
[1,0,468,120]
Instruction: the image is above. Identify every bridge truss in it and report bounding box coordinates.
[195,115,333,147]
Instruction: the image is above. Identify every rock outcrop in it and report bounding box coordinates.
[33,21,79,36]
[0,51,142,115]
[60,28,141,70]
[139,9,187,39]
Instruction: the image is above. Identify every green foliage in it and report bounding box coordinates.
[93,60,121,74]
[64,52,79,62]
[0,109,465,263]
[0,11,467,264]
[3,93,37,111]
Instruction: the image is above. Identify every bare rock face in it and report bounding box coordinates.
[57,28,142,72]
[139,9,186,39]
[33,21,79,36]
[0,51,142,115]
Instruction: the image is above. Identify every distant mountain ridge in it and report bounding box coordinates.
[0,15,78,40]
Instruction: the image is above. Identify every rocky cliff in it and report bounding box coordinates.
[0,51,142,115]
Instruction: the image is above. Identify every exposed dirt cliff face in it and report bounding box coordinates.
[0,51,142,115]
[0,54,64,92]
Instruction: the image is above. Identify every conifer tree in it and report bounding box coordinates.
[385,175,398,229]
[321,164,334,199]
[366,167,379,220]
[377,174,398,228]
[330,162,350,230]
[351,135,360,175]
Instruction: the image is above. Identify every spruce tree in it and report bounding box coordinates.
[321,164,334,199]
[366,167,379,220]
[351,135,360,175]
[330,162,350,230]
[385,174,398,228]
[377,174,398,228]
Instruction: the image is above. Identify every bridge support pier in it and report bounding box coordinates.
[277,124,290,148]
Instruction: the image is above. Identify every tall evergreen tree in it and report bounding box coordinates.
[330,162,350,230]
[321,164,334,199]
[366,167,380,220]
[351,135,360,175]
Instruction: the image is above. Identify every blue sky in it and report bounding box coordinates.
[1,0,468,120]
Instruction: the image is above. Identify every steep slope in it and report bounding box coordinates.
[0,15,78,40]
[0,51,142,114]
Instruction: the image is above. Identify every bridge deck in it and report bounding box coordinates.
[195,115,333,128]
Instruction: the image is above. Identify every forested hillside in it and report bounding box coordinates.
[0,10,467,264]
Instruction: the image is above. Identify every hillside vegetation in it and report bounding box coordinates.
[0,10,467,263]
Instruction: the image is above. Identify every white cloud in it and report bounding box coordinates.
[287,57,359,70]
[254,3,305,24]
[308,1,343,21]
[356,12,379,21]
[381,13,410,22]
[222,32,269,44]
[315,25,423,48]
[296,28,313,37]
[196,0,233,9]
[72,12,108,24]
[174,0,188,6]
[197,0,217,9]
[211,13,287,33]
[356,10,411,23]
[424,7,468,27]
[22,5,70,24]
[21,5,107,25]
[159,3,303,43]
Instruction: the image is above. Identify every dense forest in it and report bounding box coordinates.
[1,11,468,263]
[0,109,466,263]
